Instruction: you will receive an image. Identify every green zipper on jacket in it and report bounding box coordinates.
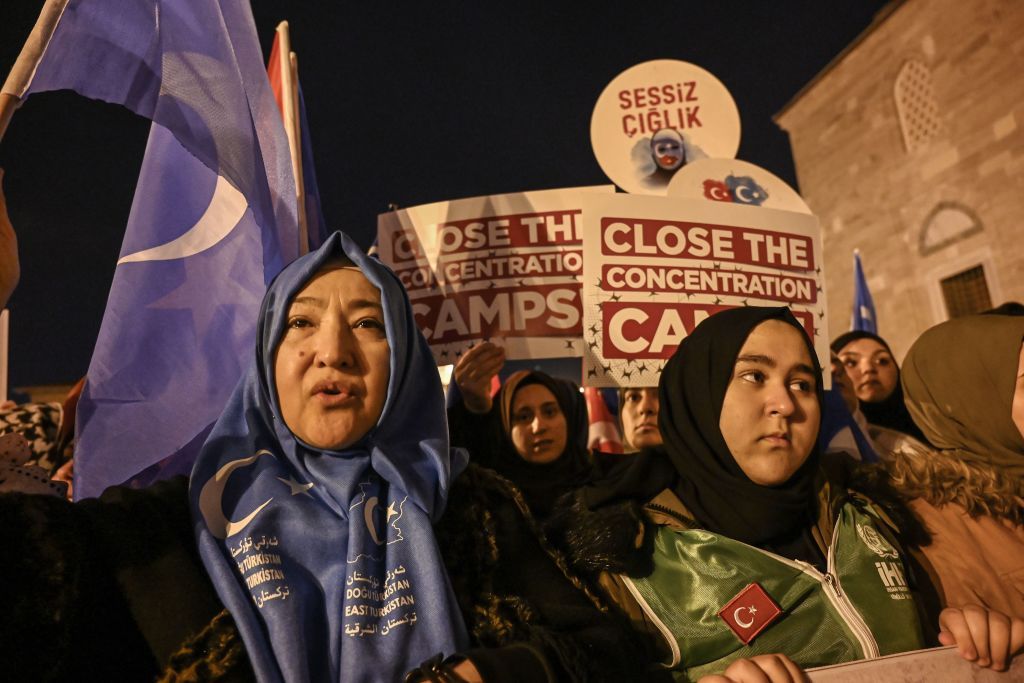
[643,501,881,660]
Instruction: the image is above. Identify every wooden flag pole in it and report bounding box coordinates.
[0,0,70,144]
[290,52,308,255]
[274,21,308,255]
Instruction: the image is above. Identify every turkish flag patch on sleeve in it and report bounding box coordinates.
[718,582,782,644]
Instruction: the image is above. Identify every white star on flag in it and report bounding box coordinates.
[277,475,314,497]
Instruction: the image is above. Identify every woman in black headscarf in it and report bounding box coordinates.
[548,307,1020,681]
[437,343,660,682]
[447,342,592,519]
[831,330,930,447]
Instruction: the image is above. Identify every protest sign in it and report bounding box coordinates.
[591,60,741,196]
[581,193,828,387]
[807,645,1024,682]
[377,186,614,364]
[667,157,813,214]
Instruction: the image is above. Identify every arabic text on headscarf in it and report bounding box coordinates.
[190,232,467,682]
[901,315,1024,476]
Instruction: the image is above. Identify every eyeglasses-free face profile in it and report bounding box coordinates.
[273,264,390,450]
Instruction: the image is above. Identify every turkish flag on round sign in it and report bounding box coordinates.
[717,582,782,645]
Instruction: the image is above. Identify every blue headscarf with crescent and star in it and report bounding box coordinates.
[190,231,468,682]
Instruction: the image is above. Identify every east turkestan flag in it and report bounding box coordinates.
[851,249,877,334]
[3,0,299,499]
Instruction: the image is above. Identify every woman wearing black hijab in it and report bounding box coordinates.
[549,307,1020,681]
[433,343,658,682]
[831,330,930,447]
[447,343,592,519]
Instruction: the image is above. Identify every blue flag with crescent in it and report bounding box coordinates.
[851,249,877,334]
[16,0,299,499]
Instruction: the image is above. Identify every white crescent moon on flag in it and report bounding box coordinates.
[733,606,755,629]
[734,185,756,202]
[364,496,385,546]
[117,175,248,265]
[198,449,274,540]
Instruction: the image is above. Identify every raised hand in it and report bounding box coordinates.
[453,342,505,414]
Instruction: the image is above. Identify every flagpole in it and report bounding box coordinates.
[0,0,70,144]
[290,52,308,255]
[273,21,308,255]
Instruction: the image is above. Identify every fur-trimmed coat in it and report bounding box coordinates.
[543,453,950,670]
[862,446,1024,618]
[0,476,255,682]
[436,462,670,682]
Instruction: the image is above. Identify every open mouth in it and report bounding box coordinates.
[312,381,358,404]
[658,155,680,166]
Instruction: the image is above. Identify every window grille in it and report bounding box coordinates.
[894,60,940,152]
[940,265,992,318]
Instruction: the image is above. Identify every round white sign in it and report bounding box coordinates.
[591,60,741,196]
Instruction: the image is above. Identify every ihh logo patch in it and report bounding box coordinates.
[857,523,898,559]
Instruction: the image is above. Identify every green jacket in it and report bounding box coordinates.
[625,481,926,681]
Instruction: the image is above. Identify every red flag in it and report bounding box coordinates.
[584,387,623,454]
[266,22,308,253]
[718,583,782,645]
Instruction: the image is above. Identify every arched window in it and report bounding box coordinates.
[894,59,940,152]
[919,202,981,256]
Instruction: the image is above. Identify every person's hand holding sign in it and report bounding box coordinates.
[453,341,505,414]
[939,604,1024,671]
[697,653,807,683]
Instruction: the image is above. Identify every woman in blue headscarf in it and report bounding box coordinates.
[190,231,468,682]
[0,231,646,682]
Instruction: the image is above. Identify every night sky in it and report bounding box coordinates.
[0,1,889,388]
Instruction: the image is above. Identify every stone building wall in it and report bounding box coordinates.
[775,0,1024,360]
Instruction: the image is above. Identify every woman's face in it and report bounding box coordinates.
[830,351,859,414]
[1013,342,1024,440]
[274,265,390,450]
[719,320,821,486]
[621,387,662,449]
[837,338,898,403]
[509,384,568,464]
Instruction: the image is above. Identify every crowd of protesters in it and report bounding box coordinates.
[1,165,1023,682]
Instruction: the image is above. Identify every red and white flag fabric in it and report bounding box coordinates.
[584,387,623,454]
[718,582,782,645]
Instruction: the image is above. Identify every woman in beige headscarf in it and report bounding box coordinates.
[879,314,1024,617]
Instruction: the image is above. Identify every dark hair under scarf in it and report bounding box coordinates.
[586,307,825,548]
[493,370,591,517]
[830,330,929,445]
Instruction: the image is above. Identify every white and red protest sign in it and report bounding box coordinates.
[667,157,813,214]
[377,186,614,364]
[581,194,829,387]
[591,60,741,196]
